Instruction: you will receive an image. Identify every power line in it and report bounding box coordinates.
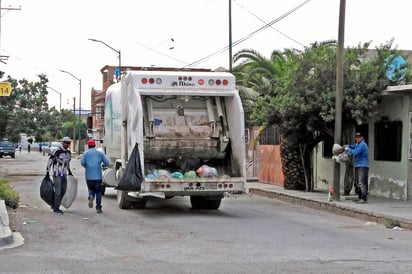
[234,0,306,47]
[132,39,188,65]
[0,1,21,64]
[184,0,312,68]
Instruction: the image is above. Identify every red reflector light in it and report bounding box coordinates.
[223,79,228,86]
[198,79,204,85]
[149,78,155,84]
[216,79,221,85]
[142,78,148,84]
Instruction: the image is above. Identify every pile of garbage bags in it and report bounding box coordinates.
[146,164,218,179]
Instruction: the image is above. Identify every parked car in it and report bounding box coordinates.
[42,141,60,155]
[0,141,16,158]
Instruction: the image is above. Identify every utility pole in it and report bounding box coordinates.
[48,87,62,112]
[88,38,121,81]
[0,0,21,64]
[72,97,76,153]
[60,70,82,154]
[228,0,232,72]
[333,0,346,201]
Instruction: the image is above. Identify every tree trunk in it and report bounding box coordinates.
[280,137,306,190]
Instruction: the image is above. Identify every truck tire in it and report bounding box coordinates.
[132,199,147,209]
[117,190,133,209]
[190,196,222,210]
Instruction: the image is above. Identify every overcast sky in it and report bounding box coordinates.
[1,0,411,110]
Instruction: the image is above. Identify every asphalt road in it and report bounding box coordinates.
[1,150,412,273]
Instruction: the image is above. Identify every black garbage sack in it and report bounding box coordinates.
[40,173,54,207]
[115,143,143,191]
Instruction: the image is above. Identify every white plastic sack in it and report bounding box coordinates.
[332,144,345,155]
[61,175,78,209]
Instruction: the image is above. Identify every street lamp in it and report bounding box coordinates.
[88,38,121,81]
[60,70,82,154]
[47,87,62,112]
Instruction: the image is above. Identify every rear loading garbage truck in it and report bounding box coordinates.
[102,68,246,209]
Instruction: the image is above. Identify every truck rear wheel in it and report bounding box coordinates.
[132,199,147,209]
[190,196,222,210]
[117,190,133,209]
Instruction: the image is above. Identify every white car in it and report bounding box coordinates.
[43,141,61,155]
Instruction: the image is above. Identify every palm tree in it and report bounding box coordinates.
[233,48,309,190]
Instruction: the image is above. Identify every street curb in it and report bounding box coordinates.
[0,200,13,247]
[248,188,412,231]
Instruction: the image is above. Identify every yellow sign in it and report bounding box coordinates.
[0,82,12,96]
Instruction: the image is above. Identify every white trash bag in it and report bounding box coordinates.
[332,144,350,163]
[332,144,345,155]
[61,175,78,209]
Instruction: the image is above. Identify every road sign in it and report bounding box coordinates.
[0,82,12,96]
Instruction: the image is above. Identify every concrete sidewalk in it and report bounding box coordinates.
[247,182,412,230]
[2,182,412,249]
[0,200,24,250]
[0,200,12,247]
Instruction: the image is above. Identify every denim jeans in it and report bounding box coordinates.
[355,167,369,201]
[53,176,67,211]
[86,179,103,209]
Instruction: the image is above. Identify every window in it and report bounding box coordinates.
[245,128,250,144]
[259,126,281,145]
[323,124,368,158]
[374,121,402,161]
[322,134,334,158]
[96,105,104,121]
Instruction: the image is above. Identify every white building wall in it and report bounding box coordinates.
[314,94,410,200]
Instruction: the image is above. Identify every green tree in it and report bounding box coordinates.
[234,40,407,190]
[1,74,51,142]
[0,74,87,143]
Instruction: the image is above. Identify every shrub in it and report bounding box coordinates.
[0,177,19,209]
[383,216,401,229]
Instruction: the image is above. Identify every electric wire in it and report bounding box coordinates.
[184,0,312,68]
[234,0,306,47]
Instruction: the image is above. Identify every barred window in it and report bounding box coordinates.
[259,126,281,145]
[96,105,104,121]
[245,128,250,144]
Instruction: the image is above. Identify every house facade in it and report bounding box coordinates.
[314,84,412,200]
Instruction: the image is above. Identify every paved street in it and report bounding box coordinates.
[1,151,412,273]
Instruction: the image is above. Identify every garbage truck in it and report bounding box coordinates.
[102,68,246,209]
